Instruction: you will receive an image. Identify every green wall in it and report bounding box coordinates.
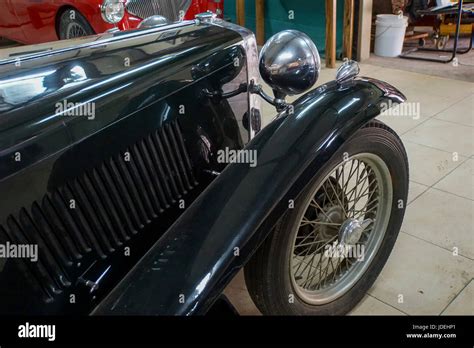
[224,0,344,57]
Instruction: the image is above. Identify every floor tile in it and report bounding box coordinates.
[402,87,457,118]
[434,159,474,200]
[376,86,433,134]
[441,280,474,315]
[318,67,338,85]
[224,286,261,315]
[359,64,383,76]
[403,118,473,157]
[375,75,453,134]
[350,295,406,315]
[224,270,261,315]
[402,188,474,259]
[434,94,474,127]
[403,141,465,186]
[369,68,429,90]
[415,77,473,100]
[377,112,428,135]
[368,232,474,315]
[368,68,470,102]
[261,99,278,127]
[367,49,474,83]
[408,181,429,204]
[226,269,246,290]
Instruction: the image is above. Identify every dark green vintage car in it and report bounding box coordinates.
[0,13,408,316]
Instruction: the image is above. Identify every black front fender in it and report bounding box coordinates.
[92,77,406,315]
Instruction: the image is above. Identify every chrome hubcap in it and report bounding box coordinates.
[290,153,393,305]
[339,218,373,246]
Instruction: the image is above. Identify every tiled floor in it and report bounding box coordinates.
[224,63,474,316]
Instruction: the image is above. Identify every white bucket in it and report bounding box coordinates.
[374,14,408,57]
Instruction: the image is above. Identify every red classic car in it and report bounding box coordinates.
[0,0,223,44]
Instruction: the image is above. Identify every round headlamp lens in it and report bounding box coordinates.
[101,0,125,24]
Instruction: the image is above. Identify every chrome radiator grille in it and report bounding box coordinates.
[126,0,192,21]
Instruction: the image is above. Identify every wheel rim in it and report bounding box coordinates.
[66,23,87,39]
[289,153,393,305]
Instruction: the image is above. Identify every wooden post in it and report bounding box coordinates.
[343,0,354,60]
[325,0,337,68]
[256,0,265,45]
[237,0,245,27]
[357,0,373,62]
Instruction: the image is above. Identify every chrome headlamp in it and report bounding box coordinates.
[101,0,125,24]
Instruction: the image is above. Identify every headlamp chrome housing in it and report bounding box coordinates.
[101,0,125,24]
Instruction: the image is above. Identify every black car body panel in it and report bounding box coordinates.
[93,77,406,315]
[0,21,253,314]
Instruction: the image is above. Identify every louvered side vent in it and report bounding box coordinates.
[0,120,197,302]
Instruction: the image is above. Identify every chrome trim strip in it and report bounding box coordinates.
[0,20,196,65]
[357,76,407,104]
[205,19,262,140]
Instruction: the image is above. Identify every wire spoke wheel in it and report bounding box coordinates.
[244,121,408,315]
[290,153,393,305]
[66,23,88,39]
[59,10,94,41]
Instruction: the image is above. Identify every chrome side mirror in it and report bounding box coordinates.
[253,30,321,111]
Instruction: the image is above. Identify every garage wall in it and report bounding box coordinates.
[224,0,344,56]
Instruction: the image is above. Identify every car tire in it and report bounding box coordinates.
[244,120,409,315]
[58,9,95,40]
